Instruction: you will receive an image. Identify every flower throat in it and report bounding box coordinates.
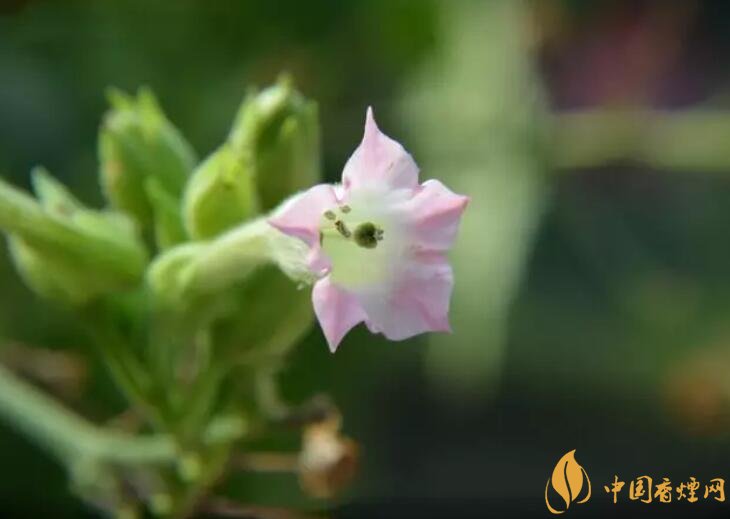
[320,205,384,249]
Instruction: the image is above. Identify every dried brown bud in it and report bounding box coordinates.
[298,414,359,499]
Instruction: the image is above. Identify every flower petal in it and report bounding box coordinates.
[307,244,332,276]
[358,254,453,341]
[312,276,367,352]
[341,107,419,192]
[268,184,338,247]
[402,179,469,252]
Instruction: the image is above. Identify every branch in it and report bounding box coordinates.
[0,363,244,467]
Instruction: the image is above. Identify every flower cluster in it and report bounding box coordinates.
[0,78,468,517]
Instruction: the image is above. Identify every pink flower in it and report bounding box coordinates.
[269,108,468,352]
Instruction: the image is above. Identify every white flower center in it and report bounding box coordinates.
[319,188,408,290]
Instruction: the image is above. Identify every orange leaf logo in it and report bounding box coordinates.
[545,449,592,514]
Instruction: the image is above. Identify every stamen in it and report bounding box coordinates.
[353,222,381,249]
[324,210,336,220]
[340,205,351,214]
[335,220,351,238]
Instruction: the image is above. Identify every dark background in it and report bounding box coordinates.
[2,1,730,517]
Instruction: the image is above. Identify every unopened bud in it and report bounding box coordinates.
[228,76,320,211]
[0,168,147,305]
[99,87,196,227]
[182,144,258,240]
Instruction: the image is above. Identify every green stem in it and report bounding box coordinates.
[553,109,730,173]
[177,362,227,445]
[254,367,290,421]
[0,362,246,467]
[79,306,165,428]
[0,363,173,464]
[169,445,232,519]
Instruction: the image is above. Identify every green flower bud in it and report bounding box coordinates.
[31,165,82,216]
[8,236,99,305]
[182,144,259,240]
[99,87,196,227]
[228,76,321,211]
[145,178,187,250]
[0,168,148,305]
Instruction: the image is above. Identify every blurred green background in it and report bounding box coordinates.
[2,0,730,517]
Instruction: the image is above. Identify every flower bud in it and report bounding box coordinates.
[182,144,258,240]
[145,178,187,250]
[228,76,321,211]
[99,87,196,227]
[0,168,148,305]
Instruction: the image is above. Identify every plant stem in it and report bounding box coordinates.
[169,444,232,519]
[79,306,166,429]
[0,363,246,467]
[0,363,173,464]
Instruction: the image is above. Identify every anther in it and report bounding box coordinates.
[335,220,351,238]
[340,205,351,214]
[324,210,336,220]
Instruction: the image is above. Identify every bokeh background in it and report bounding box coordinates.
[2,0,730,517]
